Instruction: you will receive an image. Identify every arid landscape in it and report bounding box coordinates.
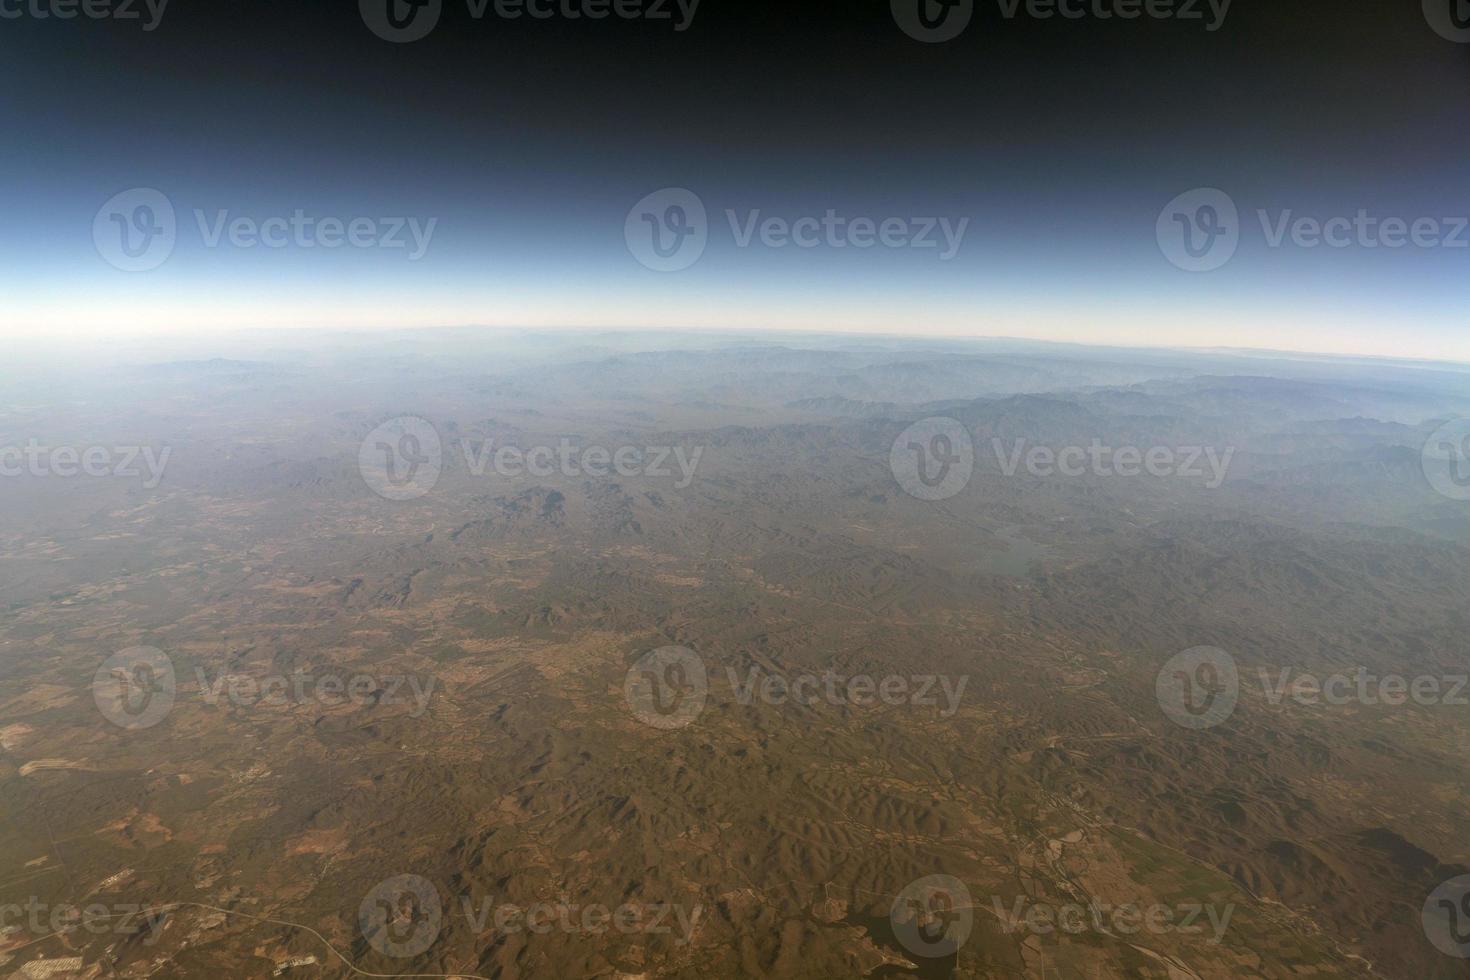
[1,332,1468,978]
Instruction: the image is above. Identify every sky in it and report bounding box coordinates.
[3,0,1469,358]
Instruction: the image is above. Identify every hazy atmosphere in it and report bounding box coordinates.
[6,0,1470,354]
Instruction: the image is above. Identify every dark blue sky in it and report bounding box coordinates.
[4,0,1468,356]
